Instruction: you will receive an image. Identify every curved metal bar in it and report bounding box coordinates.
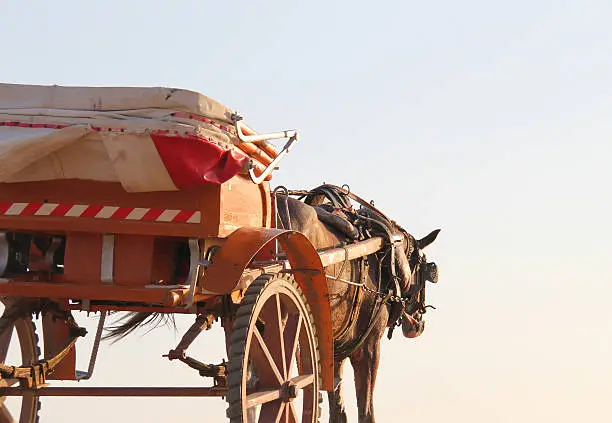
[235,121,297,144]
[273,186,291,231]
[248,135,298,184]
[199,227,334,391]
[234,121,300,184]
[76,311,106,381]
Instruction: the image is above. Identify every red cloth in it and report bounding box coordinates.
[151,133,248,188]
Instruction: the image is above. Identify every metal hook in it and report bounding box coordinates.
[273,186,292,233]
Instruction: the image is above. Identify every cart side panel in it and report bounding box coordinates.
[63,232,102,285]
[0,175,269,288]
[62,233,177,286]
[218,175,271,237]
[0,175,270,238]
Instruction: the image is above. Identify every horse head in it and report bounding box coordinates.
[398,228,440,338]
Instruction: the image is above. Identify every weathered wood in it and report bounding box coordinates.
[317,237,385,268]
[0,281,212,306]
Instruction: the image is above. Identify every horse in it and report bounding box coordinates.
[272,187,440,423]
[104,185,440,423]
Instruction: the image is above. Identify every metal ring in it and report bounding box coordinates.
[273,185,289,196]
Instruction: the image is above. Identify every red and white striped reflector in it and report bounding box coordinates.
[0,202,201,224]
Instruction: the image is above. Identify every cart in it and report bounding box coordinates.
[0,83,387,422]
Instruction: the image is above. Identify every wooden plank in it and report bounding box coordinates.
[0,281,206,306]
[42,313,77,381]
[0,176,271,238]
[317,237,385,268]
[1,386,227,397]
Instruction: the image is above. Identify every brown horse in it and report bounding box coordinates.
[274,191,440,423]
[104,186,440,423]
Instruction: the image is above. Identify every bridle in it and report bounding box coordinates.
[387,228,438,339]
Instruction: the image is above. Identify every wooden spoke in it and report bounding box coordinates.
[0,325,13,363]
[260,294,287,379]
[251,329,284,386]
[0,405,16,423]
[258,400,285,423]
[290,373,315,390]
[283,313,302,379]
[286,402,299,423]
[245,388,282,408]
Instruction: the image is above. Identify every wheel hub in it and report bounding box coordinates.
[280,380,298,403]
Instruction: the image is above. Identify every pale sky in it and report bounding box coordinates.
[2,1,611,422]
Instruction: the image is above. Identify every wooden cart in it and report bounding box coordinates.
[0,83,385,422]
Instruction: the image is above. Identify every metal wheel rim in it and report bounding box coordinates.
[228,275,320,423]
[0,298,40,423]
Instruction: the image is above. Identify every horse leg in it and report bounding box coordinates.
[350,338,381,423]
[328,358,349,423]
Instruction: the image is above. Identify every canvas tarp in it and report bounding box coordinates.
[0,83,249,192]
[0,83,235,123]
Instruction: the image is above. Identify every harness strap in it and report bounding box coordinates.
[333,258,366,347]
[299,185,403,291]
[322,184,393,224]
[304,185,352,209]
[333,290,392,360]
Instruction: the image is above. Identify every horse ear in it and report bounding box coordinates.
[417,229,440,249]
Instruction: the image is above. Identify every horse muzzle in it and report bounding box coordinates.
[401,312,425,338]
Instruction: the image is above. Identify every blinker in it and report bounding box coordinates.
[423,262,439,283]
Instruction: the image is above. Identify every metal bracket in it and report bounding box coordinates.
[163,313,226,386]
[164,313,215,360]
[248,135,298,184]
[101,235,115,284]
[185,239,201,309]
[0,233,8,277]
[235,120,297,144]
[76,311,106,381]
[234,121,299,184]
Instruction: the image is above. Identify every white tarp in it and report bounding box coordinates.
[0,83,235,123]
[0,83,248,192]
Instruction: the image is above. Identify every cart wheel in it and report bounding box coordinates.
[227,274,321,423]
[0,298,41,423]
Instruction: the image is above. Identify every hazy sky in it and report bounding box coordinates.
[2,1,611,422]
